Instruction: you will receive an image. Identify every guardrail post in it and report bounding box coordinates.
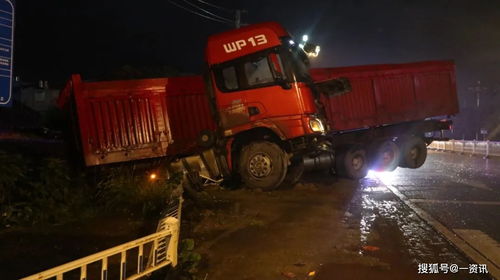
[165,217,180,267]
[484,140,490,159]
[472,140,476,155]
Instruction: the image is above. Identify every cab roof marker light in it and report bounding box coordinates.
[307,45,320,57]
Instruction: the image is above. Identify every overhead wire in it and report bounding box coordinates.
[168,0,233,25]
[196,0,235,14]
[179,0,233,23]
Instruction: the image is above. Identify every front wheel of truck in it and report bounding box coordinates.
[239,141,288,191]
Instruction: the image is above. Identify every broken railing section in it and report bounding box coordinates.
[429,140,500,158]
[20,197,183,280]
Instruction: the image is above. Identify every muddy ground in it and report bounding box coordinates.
[185,173,489,280]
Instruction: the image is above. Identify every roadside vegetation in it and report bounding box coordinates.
[0,149,181,228]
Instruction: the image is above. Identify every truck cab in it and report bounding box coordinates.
[204,22,326,190]
[205,22,325,141]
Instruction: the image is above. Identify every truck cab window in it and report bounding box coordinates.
[268,53,287,80]
[215,49,289,92]
[222,66,238,90]
[244,56,274,86]
[279,42,311,83]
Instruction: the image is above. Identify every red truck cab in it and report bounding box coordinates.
[205,22,325,141]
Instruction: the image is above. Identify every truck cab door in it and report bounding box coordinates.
[215,65,250,130]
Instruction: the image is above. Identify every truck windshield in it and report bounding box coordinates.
[281,43,311,83]
[215,50,287,92]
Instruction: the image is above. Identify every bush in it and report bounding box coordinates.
[0,154,90,226]
[0,149,181,228]
[0,151,27,205]
[96,164,182,217]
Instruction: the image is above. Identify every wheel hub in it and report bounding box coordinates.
[249,153,272,178]
[352,155,364,171]
[382,150,394,165]
[409,147,418,160]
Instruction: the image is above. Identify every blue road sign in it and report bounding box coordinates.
[0,0,14,107]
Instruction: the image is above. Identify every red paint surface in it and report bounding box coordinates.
[311,61,459,131]
[59,75,215,166]
[165,76,217,155]
[205,22,288,65]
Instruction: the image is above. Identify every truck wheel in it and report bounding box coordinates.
[399,137,427,168]
[336,146,368,179]
[239,141,287,191]
[278,155,304,189]
[197,130,216,148]
[372,141,400,172]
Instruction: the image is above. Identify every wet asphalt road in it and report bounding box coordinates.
[370,150,500,279]
[194,150,499,280]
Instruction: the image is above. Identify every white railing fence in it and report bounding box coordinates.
[20,197,183,280]
[429,140,500,158]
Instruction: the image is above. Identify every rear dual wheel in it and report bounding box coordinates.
[398,136,427,168]
[335,146,369,179]
[371,140,400,172]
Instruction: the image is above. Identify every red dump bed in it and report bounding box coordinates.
[58,75,215,166]
[311,61,459,132]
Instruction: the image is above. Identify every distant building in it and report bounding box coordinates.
[14,80,59,113]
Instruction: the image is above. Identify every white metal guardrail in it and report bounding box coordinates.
[20,197,183,280]
[429,140,500,158]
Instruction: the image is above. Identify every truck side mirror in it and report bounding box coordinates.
[277,77,292,90]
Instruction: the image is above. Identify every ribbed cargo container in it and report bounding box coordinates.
[310,61,458,132]
[165,76,217,155]
[58,75,215,166]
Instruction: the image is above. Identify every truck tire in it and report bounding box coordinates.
[336,146,369,179]
[278,155,304,189]
[197,130,216,148]
[239,141,287,191]
[372,140,400,172]
[399,136,427,168]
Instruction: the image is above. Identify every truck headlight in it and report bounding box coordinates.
[309,118,325,133]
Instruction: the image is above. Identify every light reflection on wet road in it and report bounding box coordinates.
[354,150,500,279]
[382,151,500,241]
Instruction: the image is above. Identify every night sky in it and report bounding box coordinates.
[14,0,500,88]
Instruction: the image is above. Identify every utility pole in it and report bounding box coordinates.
[234,9,246,28]
[468,81,488,140]
[235,9,241,28]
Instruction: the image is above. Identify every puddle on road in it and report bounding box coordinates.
[319,173,489,279]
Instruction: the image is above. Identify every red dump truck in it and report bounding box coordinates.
[58,22,458,190]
